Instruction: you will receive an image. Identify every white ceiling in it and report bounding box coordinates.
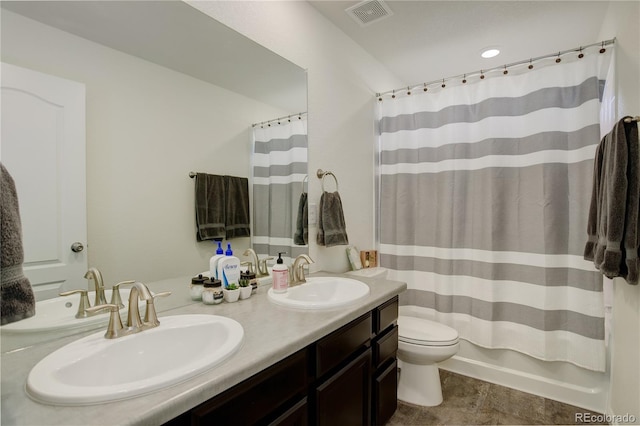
[308,0,611,92]
[1,1,307,113]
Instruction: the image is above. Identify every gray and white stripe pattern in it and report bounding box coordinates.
[252,118,308,262]
[377,50,612,371]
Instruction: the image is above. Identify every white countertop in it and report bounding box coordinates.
[0,273,406,426]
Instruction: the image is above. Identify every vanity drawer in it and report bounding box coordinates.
[374,325,398,369]
[374,296,398,334]
[315,312,372,378]
[191,348,309,425]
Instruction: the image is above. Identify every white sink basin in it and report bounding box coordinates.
[267,277,370,310]
[26,314,244,405]
[1,289,141,334]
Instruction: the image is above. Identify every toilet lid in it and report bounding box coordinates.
[398,316,459,346]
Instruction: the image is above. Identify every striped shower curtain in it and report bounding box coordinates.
[252,116,308,262]
[377,47,612,371]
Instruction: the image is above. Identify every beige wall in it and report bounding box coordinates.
[599,1,640,421]
[1,10,286,286]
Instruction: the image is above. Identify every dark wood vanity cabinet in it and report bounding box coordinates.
[166,296,398,426]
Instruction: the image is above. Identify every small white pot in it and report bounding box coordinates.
[239,286,252,300]
[223,288,240,303]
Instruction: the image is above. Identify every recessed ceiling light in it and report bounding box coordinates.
[481,48,501,59]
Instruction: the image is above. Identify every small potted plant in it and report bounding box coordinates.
[239,278,252,300]
[223,283,240,303]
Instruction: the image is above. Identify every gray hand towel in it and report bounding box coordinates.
[317,191,349,247]
[584,117,639,285]
[294,192,308,245]
[195,173,226,241]
[224,175,251,239]
[1,163,36,325]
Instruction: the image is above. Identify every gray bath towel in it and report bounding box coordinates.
[224,175,250,239]
[1,163,36,325]
[584,117,639,284]
[294,192,308,245]
[317,191,349,247]
[195,173,226,241]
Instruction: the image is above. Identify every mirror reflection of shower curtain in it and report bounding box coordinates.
[252,116,308,264]
[377,46,613,372]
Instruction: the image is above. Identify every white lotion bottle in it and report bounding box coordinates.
[217,243,241,289]
[209,241,224,279]
[272,252,289,294]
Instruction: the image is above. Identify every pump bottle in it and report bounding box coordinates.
[209,241,225,279]
[272,252,289,294]
[217,243,241,289]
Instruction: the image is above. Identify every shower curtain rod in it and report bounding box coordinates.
[251,112,307,128]
[376,38,616,99]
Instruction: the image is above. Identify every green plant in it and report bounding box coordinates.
[226,283,238,290]
[239,279,249,288]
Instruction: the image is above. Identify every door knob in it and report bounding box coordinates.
[71,242,84,253]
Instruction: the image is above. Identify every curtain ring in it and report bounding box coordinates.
[423,83,428,92]
[503,65,508,75]
[392,90,396,99]
[441,79,446,88]
[600,42,606,54]
[555,52,562,63]
[462,74,467,84]
[578,47,584,59]
[480,70,485,80]
[407,86,411,96]
[528,59,534,70]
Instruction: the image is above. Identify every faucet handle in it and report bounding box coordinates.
[59,289,92,318]
[241,261,255,274]
[144,291,171,327]
[110,280,135,309]
[85,304,125,339]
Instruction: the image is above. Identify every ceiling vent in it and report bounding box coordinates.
[345,0,394,27]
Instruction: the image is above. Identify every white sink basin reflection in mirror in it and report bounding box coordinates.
[267,276,370,309]
[27,314,244,405]
[0,289,146,334]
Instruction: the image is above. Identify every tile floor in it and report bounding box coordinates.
[386,370,607,425]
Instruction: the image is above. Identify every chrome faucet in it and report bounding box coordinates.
[84,267,108,307]
[290,254,314,286]
[243,248,273,277]
[242,248,260,274]
[86,281,171,339]
[59,267,110,318]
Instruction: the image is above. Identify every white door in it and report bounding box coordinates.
[1,62,87,300]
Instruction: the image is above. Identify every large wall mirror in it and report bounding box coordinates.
[0,1,307,349]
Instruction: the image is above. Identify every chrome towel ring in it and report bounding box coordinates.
[317,169,339,192]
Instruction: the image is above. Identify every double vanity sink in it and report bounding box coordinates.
[1,273,404,425]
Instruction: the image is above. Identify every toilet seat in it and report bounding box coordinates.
[398,316,459,347]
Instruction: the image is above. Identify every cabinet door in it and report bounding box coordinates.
[373,359,398,425]
[315,349,371,426]
[268,397,308,426]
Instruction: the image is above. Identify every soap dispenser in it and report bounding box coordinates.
[271,252,289,294]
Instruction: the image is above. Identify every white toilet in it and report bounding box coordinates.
[397,306,459,407]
